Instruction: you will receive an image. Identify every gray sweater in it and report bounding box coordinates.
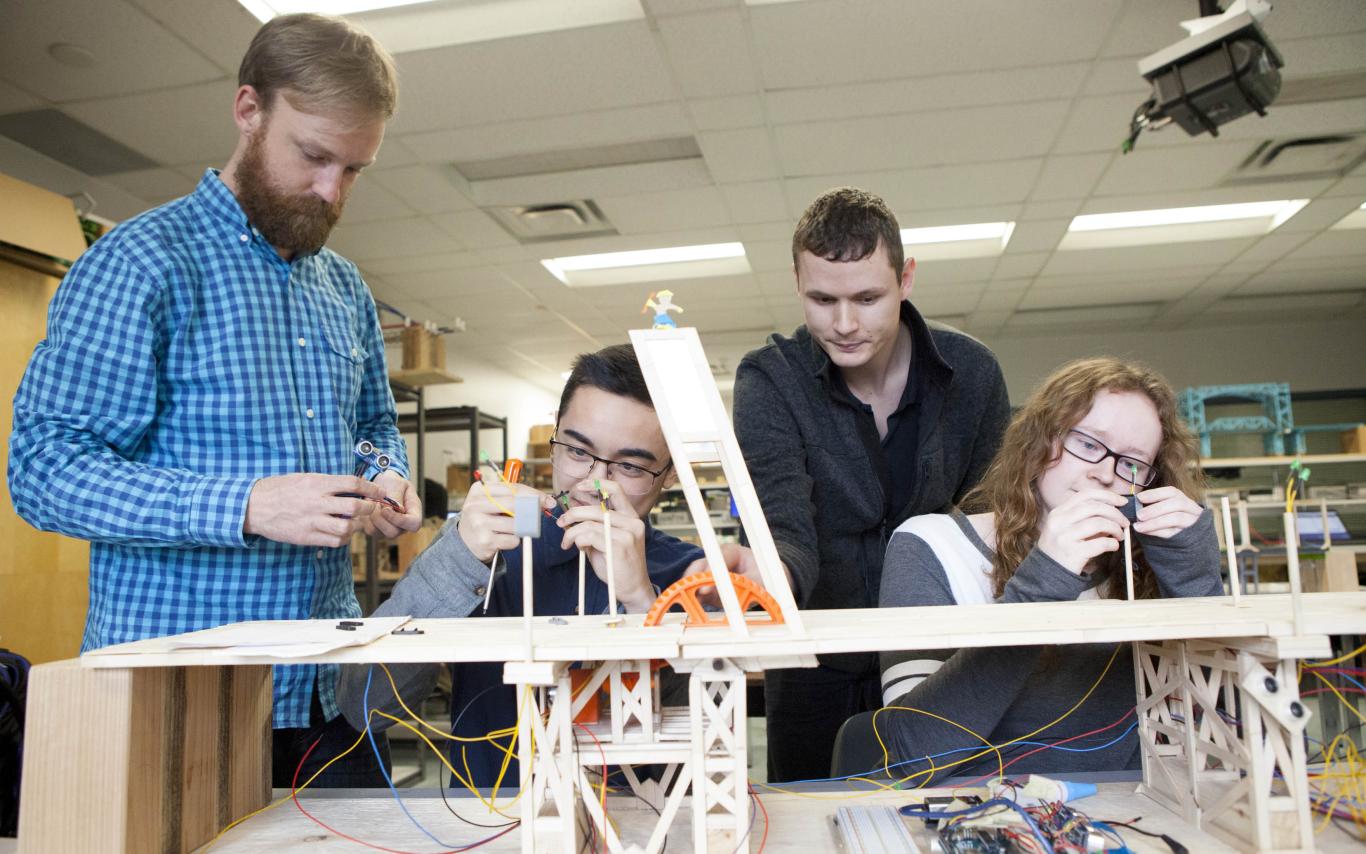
[734,302,1010,673]
[876,508,1223,777]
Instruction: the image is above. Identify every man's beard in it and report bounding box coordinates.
[233,133,343,256]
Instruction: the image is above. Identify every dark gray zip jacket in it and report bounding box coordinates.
[733,301,1010,672]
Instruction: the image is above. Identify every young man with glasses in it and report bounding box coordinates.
[336,344,705,786]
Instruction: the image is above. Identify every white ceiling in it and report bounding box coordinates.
[1,0,1365,393]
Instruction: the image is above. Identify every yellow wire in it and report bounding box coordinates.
[376,663,517,746]
[201,707,399,849]
[479,479,515,517]
[1308,670,1366,726]
[893,643,1123,787]
[1307,642,1366,668]
[759,646,1122,801]
[871,705,1003,788]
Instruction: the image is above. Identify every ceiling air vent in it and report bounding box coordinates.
[1224,133,1366,185]
[485,200,618,244]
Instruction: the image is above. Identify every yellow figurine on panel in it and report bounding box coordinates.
[642,289,684,328]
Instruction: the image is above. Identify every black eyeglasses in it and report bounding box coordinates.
[1061,429,1157,487]
[549,438,671,495]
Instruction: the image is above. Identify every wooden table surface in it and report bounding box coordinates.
[193,782,1364,853]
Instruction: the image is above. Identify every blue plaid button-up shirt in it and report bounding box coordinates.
[9,169,408,728]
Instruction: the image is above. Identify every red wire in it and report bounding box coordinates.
[749,782,769,853]
[1302,686,1366,697]
[963,707,1137,787]
[574,723,609,854]
[289,736,517,854]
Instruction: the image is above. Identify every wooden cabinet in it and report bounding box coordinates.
[0,172,92,664]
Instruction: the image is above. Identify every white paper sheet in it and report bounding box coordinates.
[158,616,412,658]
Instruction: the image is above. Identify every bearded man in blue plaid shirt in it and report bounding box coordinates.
[8,14,422,787]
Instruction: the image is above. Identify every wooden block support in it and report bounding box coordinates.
[18,659,271,854]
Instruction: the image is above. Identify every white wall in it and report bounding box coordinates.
[984,316,1366,404]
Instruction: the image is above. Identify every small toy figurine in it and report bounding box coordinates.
[641,289,684,328]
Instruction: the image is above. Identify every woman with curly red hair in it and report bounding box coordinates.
[833,357,1223,779]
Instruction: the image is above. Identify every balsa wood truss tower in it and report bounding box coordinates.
[15,326,1366,853]
[507,328,807,853]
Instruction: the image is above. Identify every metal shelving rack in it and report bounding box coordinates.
[355,382,509,614]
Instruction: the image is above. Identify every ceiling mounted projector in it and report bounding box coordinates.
[1123,0,1283,152]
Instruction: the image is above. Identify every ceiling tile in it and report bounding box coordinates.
[326,216,464,262]
[369,164,477,214]
[913,257,997,286]
[784,159,1044,212]
[1017,279,1198,310]
[1279,230,1366,261]
[400,104,691,164]
[1207,292,1365,317]
[387,21,676,135]
[689,95,766,131]
[1092,139,1263,196]
[751,0,1122,88]
[756,269,797,297]
[0,0,224,102]
[1235,270,1366,296]
[1323,175,1366,198]
[657,10,761,98]
[1231,231,1315,264]
[469,159,715,207]
[1021,199,1083,219]
[375,137,422,169]
[596,186,730,233]
[1030,153,1112,201]
[1003,220,1069,254]
[993,252,1051,279]
[698,128,779,182]
[1052,93,1172,155]
[1042,238,1256,275]
[720,180,790,224]
[125,0,258,75]
[913,284,986,317]
[1274,197,1366,233]
[741,238,792,273]
[775,102,1069,175]
[0,79,43,115]
[430,210,520,249]
[386,267,511,300]
[341,177,416,224]
[360,251,484,278]
[100,167,195,202]
[765,64,1089,125]
[1261,1,1366,40]
[1077,180,1336,214]
[1081,57,1150,97]
[63,79,238,166]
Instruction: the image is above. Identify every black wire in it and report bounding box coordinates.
[1330,813,1366,842]
[571,728,671,853]
[436,682,519,829]
[1100,818,1189,854]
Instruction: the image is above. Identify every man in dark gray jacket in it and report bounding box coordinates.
[733,187,1011,782]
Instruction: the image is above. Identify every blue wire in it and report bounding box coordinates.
[900,797,1054,853]
[1323,671,1366,694]
[780,720,1139,786]
[363,664,507,851]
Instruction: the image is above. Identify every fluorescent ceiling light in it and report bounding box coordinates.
[1061,199,1309,250]
[1329,201,1366,231]
[542,242,750,288]
[280,0,646,53]
[236,0,437,21]
[899,221,1015,260]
